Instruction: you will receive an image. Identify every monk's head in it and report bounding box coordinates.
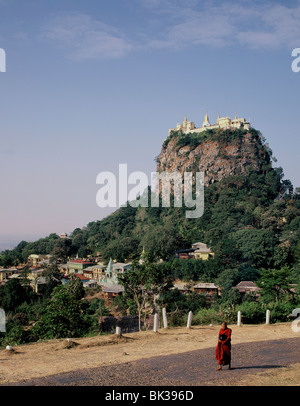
[221,321,227,329]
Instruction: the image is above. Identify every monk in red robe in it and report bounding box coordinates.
[215,321,232,370]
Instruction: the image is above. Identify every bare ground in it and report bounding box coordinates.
[0,322,299,386]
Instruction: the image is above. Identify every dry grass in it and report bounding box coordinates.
[0,322,299,385]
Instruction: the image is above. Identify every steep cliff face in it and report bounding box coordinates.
[155,129,271,186]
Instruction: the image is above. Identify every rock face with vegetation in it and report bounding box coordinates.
[156,128,272,186]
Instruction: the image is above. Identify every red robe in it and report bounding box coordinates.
[215,327,231,365]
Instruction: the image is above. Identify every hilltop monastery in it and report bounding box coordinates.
[169,112,250,135]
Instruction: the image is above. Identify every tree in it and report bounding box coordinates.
[65,274,85,301]
[231,228,278,268]
[51,238,74,261]
[141,222,182,261]
[146,259,174,314]
[118,258,173,331]
[1,279,33,311]
[118,261,150,331]
[256,266,294,302]
[216,268,240,304]
[41,264,63,297]
[0,249,20,267]
[102,236,140,262]
[31,285,85,339]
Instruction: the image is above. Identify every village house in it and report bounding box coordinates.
[192,242,215,260]
[82,279,98,289]
[80,259,132,285]
[193,282,220,300]
[8,273,22,280]
[70,273,90,283]
[102,284,124,305]
[28,254,51,268]
[172,281,220,302]
[62,273,98,290]
[83,264,107,283]
[58,263,68,274]
[175,242,214,260]
[172,282,192,294]
[31,276,48,294]
[25,269,48,293]
[66,259,96,275]
[100,259,132,285]
[0,269,14,283]
[175,248,195,260]
[82,269,94,279]
[233,281,261,299]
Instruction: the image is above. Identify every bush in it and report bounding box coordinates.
[236,302,265,324]
[268,301,297,323]
[31,286,86,340]
[168,312,185,327]
[0,325,32,347]
[193,307,235,326]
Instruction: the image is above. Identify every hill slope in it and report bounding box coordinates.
[1,127,300,275]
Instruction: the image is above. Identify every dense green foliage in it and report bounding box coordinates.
[167,127,255,151]
[0,274,110,346]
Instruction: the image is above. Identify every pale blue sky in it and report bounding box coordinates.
[0,0,300,246]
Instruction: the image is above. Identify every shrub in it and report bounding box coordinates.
[268,301,297,323]
[31,286,86,340]
[193,307,235,326]
[0,325,32,347]
[236,302,265,324]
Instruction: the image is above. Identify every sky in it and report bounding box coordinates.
[0,0,300,247]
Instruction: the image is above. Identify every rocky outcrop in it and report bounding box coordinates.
[155,129,270,186]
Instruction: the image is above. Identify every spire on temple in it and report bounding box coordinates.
[203,111,210,127]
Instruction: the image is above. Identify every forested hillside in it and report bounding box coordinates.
[1,127,300,345]
[2,127,299,275]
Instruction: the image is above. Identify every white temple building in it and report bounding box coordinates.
[169,112,250,135]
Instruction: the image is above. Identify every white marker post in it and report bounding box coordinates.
[266,309,270,325]
[162,307,168,329]
[0,308,5,333]
[187,311,193,329]
[237,311,242,326]
[153,313,159,333]
[116,327,122,336]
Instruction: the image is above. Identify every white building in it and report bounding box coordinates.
[169,112,250,135]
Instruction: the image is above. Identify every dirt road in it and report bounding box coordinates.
[1,323,300,386]
[5,337,300,386]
